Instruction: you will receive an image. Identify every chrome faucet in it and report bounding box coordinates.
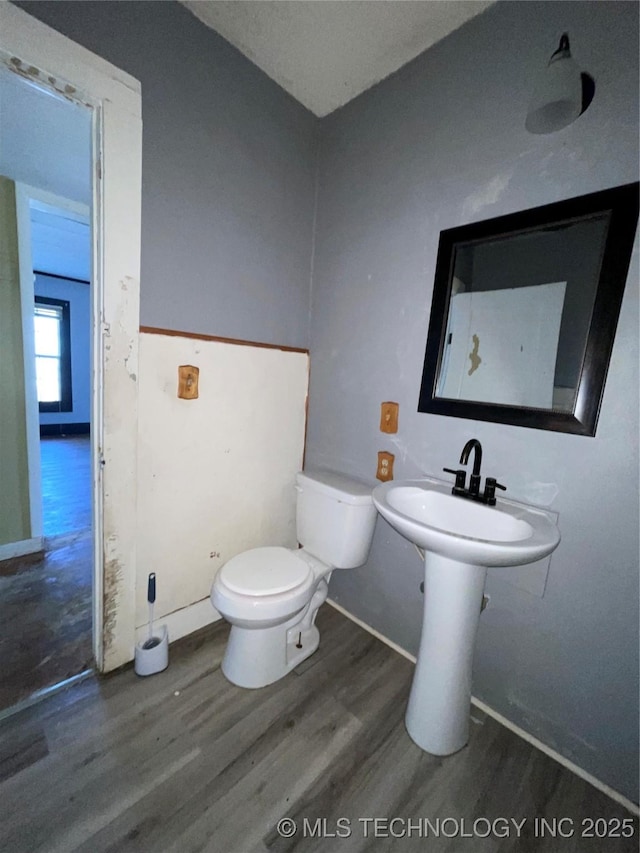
[460,438,483,497]
[443,438,506,505]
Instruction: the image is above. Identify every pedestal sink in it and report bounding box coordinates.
[372,477,560,756]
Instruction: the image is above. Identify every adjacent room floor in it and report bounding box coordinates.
[0,606,635,853]
[40,435,92,537]
[0,435,92,713]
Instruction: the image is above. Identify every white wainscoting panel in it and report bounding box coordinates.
[136,332,309,627]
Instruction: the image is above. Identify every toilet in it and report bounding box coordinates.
[211,469,377,688]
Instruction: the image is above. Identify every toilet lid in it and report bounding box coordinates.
[220,547,312,596]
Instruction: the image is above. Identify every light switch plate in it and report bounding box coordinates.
[380,401,399,434]
[178,365,199,399]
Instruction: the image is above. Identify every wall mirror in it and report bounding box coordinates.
[418,183,639,435]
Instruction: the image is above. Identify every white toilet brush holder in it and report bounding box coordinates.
[135,624,168,676]
[135,572,169,676]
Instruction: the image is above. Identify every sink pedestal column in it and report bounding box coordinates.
[405,552,487,756]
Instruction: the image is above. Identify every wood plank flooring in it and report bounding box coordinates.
[0,529,92,712]
[0,436,93,712]
[40,435,91,537]
[0,606,636,853]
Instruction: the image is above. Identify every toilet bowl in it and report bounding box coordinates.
[211,470,377,688]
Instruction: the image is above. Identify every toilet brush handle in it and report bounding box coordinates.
[147,574,156,642]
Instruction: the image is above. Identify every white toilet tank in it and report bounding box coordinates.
[296,470,377,568]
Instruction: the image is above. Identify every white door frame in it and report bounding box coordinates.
[0,3,142,673]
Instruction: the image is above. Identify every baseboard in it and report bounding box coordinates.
[40,422,90,436]
[135,597,221,645]
[0,536,43,562]
[326,598,639,816]
[328,597,416,663]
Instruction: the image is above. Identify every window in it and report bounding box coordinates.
[34,296,72,412]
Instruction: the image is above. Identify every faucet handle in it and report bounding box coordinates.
[443,467,467,493]
[483,477,506,505]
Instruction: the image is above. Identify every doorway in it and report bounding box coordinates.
[0,2,143,687]
[0,70,94,710]
[30,198,93,539]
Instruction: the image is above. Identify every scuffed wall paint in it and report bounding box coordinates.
[98,102,142,671]
[461,170,512,220]
[7,55,83,105]
[102,549,121,653]
[100,267,140,669]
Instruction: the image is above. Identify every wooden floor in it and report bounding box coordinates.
[0,530,93,712]
[0,606,635,852]
[0,436,93,712]
[40,435,91,537]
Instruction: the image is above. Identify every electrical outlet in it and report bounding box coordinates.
[380,401,399,434]
[177,365,199,399]
[377,451,394,482]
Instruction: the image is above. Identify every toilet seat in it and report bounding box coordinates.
[220,547,312,596]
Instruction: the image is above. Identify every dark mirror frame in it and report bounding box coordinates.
[418,182,639,436]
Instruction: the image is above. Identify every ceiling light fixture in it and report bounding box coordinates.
[525,33,595,134]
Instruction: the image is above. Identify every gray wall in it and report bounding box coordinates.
[306,1,639,801]
[17,0,318,349]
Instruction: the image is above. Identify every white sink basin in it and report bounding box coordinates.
[372,475,561,757]
[373,478,560,567]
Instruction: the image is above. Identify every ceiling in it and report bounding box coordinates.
[31,207,91,282]
[0,66,91,205]
[0,67,91,279]
[182,0,495,117]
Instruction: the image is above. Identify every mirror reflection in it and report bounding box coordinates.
[436,215,608,411]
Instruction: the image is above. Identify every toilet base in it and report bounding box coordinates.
[218,577,329,689]
[221,622,320,688]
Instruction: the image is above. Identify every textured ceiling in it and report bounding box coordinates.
[181,1,495,117]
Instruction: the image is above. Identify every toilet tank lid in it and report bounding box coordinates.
[296,469,373,506]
